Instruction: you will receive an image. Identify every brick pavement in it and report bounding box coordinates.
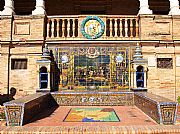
[1,106,180,133]
[25,106,156,126]
[1,125,180,133]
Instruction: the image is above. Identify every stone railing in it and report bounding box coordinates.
[46,15,139,40]
[106,16,139,39]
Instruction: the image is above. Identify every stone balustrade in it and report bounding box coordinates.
[46,15,139,40]
[106,16,139,38]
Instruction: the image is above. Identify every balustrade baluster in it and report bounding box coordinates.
[136,18,139,38]
[72,19,76,37]
[62,19,66,37]
[130,19,133,38]
[67,19,71,37]
[47,19,50,38]
[109,19,113,37]
[125,19,128,37]
[57,19,60,37]
[51,19,55,38]
[114,19,118,37]
[120,19,123,37]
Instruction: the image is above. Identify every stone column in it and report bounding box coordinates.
[32,0,46,15]
[169,0,180,15]
[138,0,152,15]
[0,0,15,15]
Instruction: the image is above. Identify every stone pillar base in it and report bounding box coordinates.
[138,8,152,15]
[32,9,46,15]
[0,9,15,15]
[169,8,180,15]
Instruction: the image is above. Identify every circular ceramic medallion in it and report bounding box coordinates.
[61,55,68,63]
[116,54,124,63]
[81,16,105,39]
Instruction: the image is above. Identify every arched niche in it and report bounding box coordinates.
[39,66,48,89]
[136,65,144,88]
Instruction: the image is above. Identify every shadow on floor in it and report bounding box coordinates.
[27,105,59,125]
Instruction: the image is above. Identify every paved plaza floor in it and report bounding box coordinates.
[25,106,156,126]
[1,106,180,133]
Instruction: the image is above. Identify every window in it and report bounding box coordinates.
[157,58,173,69]
[11,59,27,69]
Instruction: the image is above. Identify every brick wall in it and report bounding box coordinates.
[1,14,180,101]
[0,16,45,98]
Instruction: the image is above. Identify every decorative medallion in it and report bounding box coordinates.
[61,55,68,63]
[81,16,105,39]
[86,47,99,58]
[116,54,124,63]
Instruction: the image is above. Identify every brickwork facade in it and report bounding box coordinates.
[0,16,45,98]
[1,8,180,101]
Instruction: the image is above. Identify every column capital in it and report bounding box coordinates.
[138,0,152,15]
[169,0,180,15]
[0,0,15,16]
[32,0,46,15]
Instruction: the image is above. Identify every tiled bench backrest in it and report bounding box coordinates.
[134,92,178,125]
[4,93,57,126]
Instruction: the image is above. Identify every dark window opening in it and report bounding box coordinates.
[17,12,32,15]
[0,1,4,11]
[11,59,27,70]
[80,10,106,15]
[149,0,170,15]
[153,10,169,15]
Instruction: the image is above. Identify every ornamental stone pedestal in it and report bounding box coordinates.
[131,43,148,92]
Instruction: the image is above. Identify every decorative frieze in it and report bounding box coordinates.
[157,58,173,69]
[51,92,134,106]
